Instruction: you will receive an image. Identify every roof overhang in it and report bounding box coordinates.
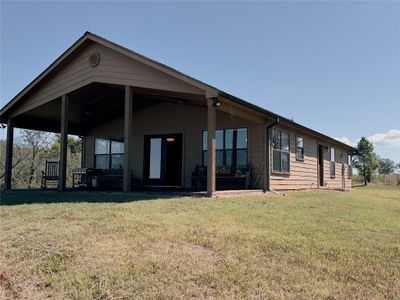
[0,31,218,121]
[0,31,355,152]
[219,91,356,152]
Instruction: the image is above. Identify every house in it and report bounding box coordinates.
[0,32,355,196]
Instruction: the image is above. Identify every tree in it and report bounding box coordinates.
[353,137,379,185]
[378,158,395,175]
[0,130,82,189]
[13,129,52,188]
[0,138,30,186]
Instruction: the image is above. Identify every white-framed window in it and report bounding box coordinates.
[347,154,352,178]
[296,136,304,160]
[272,129,290,173]
[330,147,336,177]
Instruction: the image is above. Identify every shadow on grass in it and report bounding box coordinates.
[0,189,193,206]
[352,184,368,188]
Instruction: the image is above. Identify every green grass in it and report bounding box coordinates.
[1,185,399,299]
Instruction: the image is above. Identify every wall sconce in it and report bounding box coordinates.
[166,137,175,142]
[212,98,221,107]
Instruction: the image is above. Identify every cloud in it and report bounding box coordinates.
[335,136,354,146]
[368,129,400,147]
[335,129,400,148]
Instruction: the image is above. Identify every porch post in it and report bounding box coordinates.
[81,136,86,168]
[207,98,216,197]
[263,125,268,192]
[123,85,133,192]
[59,94,69,191]
[4,119,14,190]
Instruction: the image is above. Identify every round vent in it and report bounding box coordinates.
[89,52,100,67]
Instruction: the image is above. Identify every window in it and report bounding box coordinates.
[296,136,304,160]
[347,154,352,178]
[272,129,290,173]
[95,138,124,169]
[202,128,248,167]
[330,147,336,177]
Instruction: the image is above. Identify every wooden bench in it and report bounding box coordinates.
[191,165,251,190]
[96,168,123,190]
[41,160,59,189]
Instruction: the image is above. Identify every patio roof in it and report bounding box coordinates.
[0,31,355,151]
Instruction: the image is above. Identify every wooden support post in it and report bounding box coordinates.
[81,136,86,168]
[263,125,268,192]
[123,86,133,192]
[4,119,14,190]
[59,95,69,190]
[207,98,216,197]
[264,126,271,192]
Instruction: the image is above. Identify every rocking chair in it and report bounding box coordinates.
[41,160,60,189]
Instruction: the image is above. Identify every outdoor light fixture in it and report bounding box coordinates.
[212,98,221,107]
[166,137,175,142]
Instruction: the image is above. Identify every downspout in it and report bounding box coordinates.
[264,117,279,193]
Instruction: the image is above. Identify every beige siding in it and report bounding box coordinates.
[84,102,265,189]
[323,146,353,189]
[11,42,204,117]
[271,127,319,190]
[83,102,352,191]
[270,124,352,190]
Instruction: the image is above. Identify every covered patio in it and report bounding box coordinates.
[2,82,224,195]
[0,32,270,197]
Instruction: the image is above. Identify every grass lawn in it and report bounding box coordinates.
[0,185,399,299]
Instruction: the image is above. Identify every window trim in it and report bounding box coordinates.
[347,154,352,179]
[94,137,124,169]
[295,135,304,161]
[271,128,291,174]
[201,127,248,168]
[330,147,336,178]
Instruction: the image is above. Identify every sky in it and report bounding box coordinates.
[0,1,399,162]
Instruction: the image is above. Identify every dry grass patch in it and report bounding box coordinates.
[0,185,399,299]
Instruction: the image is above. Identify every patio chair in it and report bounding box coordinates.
[41,160,60,189]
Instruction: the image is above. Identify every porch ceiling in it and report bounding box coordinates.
[12,82,207,136]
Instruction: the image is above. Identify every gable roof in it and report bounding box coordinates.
[0,31,355,151]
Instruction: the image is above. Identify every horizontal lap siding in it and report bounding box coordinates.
[270,125,352,190]
[324,147,352,189]
[271,130,319,190]
[12,42,203,117]
[84,104,352,190]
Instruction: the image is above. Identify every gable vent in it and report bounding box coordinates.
[89,52,100,67]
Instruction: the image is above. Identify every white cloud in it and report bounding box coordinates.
[335,136,354,146]
[368,129,400,148]
[335,129,400,149]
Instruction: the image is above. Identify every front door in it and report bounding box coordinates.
[144,134,183,186]
[318,145,324,187]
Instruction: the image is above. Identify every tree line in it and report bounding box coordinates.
[353,137,400,185]
[0,129,82,189]
[0,131,398,189]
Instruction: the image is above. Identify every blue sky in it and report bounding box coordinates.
[1,1,399,162]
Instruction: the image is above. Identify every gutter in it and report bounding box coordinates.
[264,117,280,192]
[218,91,356,153]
